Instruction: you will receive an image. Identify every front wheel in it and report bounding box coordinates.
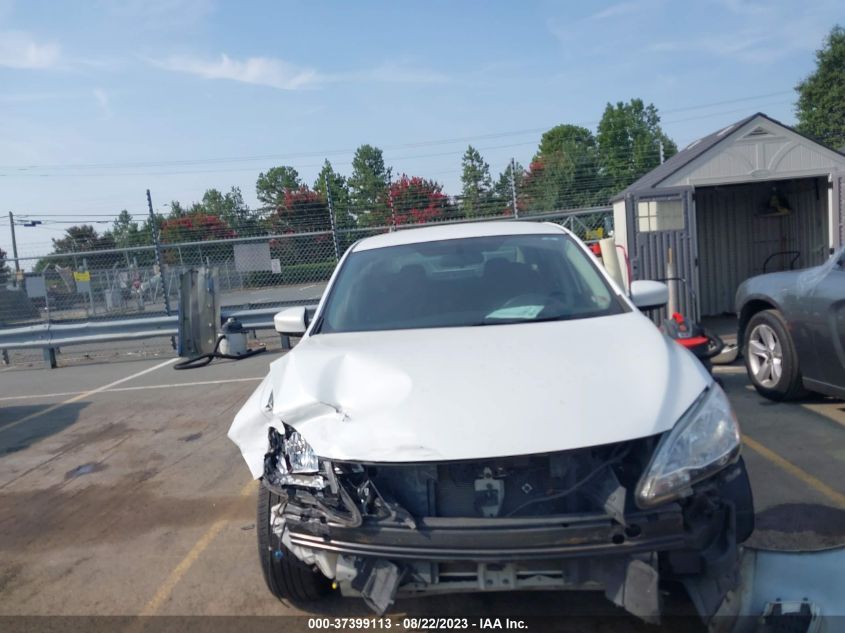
[257,484,331,604]
[743,309,805,401]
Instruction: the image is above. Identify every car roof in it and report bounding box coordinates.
[352,220,570,252]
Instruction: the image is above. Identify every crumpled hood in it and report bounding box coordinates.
[229,311,711,477]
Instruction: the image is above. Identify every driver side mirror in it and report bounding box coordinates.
[274,306,308,335]
[630,280,669,311]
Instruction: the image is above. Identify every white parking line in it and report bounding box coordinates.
[0,376,263,403]
[0,391,82,402]
[0,357,177,431]
[110,377,263,392]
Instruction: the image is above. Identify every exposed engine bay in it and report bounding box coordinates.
[261,426,754,620]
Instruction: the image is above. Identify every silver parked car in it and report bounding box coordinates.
[736,247,845,400]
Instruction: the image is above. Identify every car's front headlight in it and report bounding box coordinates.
[285,429,320,474]
[635,384,741,509]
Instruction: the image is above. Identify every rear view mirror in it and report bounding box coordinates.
[274,306,308,335]
[630,280,669,311]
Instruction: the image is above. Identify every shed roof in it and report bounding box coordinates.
[610,112,845,201]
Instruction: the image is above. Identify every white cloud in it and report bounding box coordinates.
[646,0,843,63]
[650,12,832,64]
[590,1,650,20]
[152,54,449,89]
[0,31,60,69]
[93,88,111,117]
[716,0,773,16]
[153,54,319,90]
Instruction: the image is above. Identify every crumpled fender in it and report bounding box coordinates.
[227,372,275,479]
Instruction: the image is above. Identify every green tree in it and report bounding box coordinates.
[51,225,111,254]
[101,210,159,266]
[524,124,603,211]
[38,225,120,271]
[0,246,9,286]
[108,210,146,248]
[460,145,493,217]
[168,200,187,217]
[314,159,354,229]
[348,144,391,223]
[201,187,256,233]
[493,160,524,213]
[256,166,301,207]
[597,99,677,194]
[796,26,845,149]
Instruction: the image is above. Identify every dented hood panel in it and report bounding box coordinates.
[229,311,711,476]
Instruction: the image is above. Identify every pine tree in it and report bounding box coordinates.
[460,145,493,217]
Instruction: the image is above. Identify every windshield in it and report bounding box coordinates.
[317,233,626,333]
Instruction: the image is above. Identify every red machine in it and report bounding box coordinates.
[662,312,724,374]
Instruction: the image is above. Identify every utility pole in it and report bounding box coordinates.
[8,211,20,287]
[323,173,340,262]
[510,158,519,219]
[659,140,665,164]
[146,189,171,318]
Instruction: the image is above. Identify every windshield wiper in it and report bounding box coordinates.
[470,314,577,326]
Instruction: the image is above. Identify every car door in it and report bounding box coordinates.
[809,251,845,390]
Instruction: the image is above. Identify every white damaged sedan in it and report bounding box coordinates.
[229,221,753,622]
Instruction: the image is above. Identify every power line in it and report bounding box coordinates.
[4,99,794,231]
[0,90,794,173]
[0,97,794,185]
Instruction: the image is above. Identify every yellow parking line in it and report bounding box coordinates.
[743,434,845,508]
[138,479,257,616]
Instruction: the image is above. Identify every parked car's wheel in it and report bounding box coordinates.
[743,309,805,400]
[257,485,331,603]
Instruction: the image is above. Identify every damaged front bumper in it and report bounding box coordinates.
[286,507,695,560]
[263,428,753,622]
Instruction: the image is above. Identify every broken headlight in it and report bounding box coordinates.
[285,429,320,474]
[635,384,741,509]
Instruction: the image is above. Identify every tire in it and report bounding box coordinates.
[743,309,806,401]
[257,484,331,603]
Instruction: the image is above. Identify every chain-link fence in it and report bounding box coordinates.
[1,200,613,365]
[2,207,612,323]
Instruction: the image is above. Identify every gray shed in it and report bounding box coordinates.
[611,113,845,318]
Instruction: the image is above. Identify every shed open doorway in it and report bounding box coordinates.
[611,113,845,322]
[695,176,830,316]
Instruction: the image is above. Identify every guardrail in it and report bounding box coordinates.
[0,316,179,350]
[0,301,311,367]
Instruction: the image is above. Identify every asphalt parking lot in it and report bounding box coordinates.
[1,343,844,630]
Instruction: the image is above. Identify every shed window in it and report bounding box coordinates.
[637,200,684,232]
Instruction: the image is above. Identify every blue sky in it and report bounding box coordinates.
[1,0,842,255]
